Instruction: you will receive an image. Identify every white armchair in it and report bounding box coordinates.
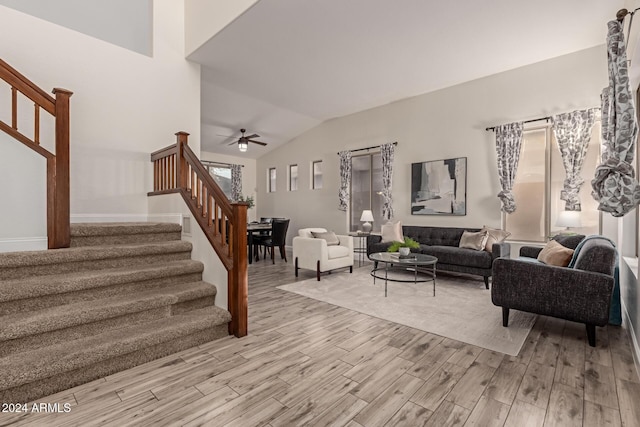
[293,228,354,281]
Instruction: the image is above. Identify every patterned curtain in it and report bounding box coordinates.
[551,108,598,211]
[380,143,395,220]
[495,122,524,213]
[338,150,352,211]
[592,20,640,217]
[230,164,242,201]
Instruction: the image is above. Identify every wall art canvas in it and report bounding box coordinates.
[411,157,467,215]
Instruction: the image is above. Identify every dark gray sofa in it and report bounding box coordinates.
[367,226,511,288]
[492,235,616,347]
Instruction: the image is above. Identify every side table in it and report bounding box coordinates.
[348,232,373,267]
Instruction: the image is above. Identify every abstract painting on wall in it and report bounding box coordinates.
[411,157,467,215]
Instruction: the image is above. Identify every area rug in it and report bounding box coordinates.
[277,268,536,356]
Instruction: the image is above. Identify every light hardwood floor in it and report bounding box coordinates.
[2,252,640,427]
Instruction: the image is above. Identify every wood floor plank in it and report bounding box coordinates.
[447,343,483,369]
[410,362,467,411]
[384,401,433,427]
[221,397,287,427]
[273,359,352,407]
[611,349,640,384]
[183,379,288,427]
[353,373,424,427]
[150,385,239,427]
[343,345,403,383]
[543,382,583,427]
[396,332,444,363]
[409,342,459,380]
[352,356,415,402]
[424,400,470,427]
[445,361,497,410]
[227,352,310,395]
[503,399,546,427]
[584,361,619,410]
[271,375,359,427]
[583,401,622,427]
[463,394,510,427]
[150,355,247,401]
[307,393,368,427]
[515,361,555,409]
[483,358,527,405]
[616,377,640,427]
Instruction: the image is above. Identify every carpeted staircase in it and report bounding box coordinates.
[0,222,231,402]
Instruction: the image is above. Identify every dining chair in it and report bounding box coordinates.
[257,219,290,264]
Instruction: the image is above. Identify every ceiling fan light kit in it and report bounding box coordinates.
[227,128,268,152]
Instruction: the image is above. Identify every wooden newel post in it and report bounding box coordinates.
[175,131,189,190]
[229,202,248,337]
[50,88,73,249]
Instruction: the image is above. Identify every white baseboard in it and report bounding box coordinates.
[622,299,640,383]
[71,213,182,225]
[0,237,48,253]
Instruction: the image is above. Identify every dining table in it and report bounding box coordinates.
[247,223,272,264]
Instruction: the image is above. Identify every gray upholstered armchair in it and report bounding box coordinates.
[492,235,616,347]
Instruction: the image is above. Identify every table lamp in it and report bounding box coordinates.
[556,210,582,231]
[360,210,374,233]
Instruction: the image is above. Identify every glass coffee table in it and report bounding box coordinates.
[369,252,438,297]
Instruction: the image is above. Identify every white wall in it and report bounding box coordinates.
[257,46,607,246]
[147,193,229,310]
[0,0,200,250]
[200,151,258,222]
[184,0,259,57]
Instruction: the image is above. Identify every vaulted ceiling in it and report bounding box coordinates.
[190,0,622,158]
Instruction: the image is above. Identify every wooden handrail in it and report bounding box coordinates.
[148,132,248,337]
[0,58,72,249]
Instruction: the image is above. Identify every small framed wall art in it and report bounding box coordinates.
[411,157,467,215]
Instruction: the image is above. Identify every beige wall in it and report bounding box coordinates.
[257,46,607,246]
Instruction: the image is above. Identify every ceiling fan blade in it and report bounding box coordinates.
[244,133,259,139]
[248,140,267,146]
[228,140,239,146]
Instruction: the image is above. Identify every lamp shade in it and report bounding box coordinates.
[360,210,374,222]
[556,210,582,228]
[238,141,248,152]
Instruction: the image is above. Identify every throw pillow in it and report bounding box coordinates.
[459,230,489,251]
[537,240,574,267]
[481,226,511,252]
[311,231,340,246]
[380,220,404,243]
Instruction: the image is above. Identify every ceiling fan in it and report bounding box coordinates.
[226,129,267,152]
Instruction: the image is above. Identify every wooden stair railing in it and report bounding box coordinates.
[0,58,72,249]
[148,132,248,337]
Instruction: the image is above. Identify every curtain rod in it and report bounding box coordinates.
[201,160,244,168]
[485,117,551,132]
[336,141,398,155]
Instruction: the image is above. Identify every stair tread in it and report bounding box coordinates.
[0,306,231,391]
[0,240,192,269]
[0,281,217,341]
[70,222,182,237]
[0,259,204,303]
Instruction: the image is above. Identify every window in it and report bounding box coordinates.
[504,124,600,242]
[289,164,298,191]
[350,153,383,232]
[312,160,323,189]
[268,168,276,192]
[205,164,232,198]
